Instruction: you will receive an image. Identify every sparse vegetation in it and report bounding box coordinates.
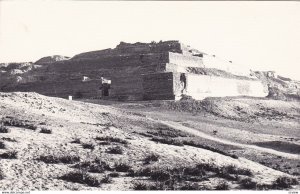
[109,172,120,177]
[114,162,132,172]
[272,176,299,189]
[144,153,160,164]
[101,175,112,183]
[240,178,257,189]
[81,143,95,150]
[0,169,4,180]
[95,136,128,145]
[38,154,80,164]
[72,159,111,173]
[1,137,17,142]
[1,117,37,130]
[0,125,10,133]
[215,181,230,190]
[0,141,6,149]
[0,150,18,159]
[40,127,52,134]
[59,171,101,187]
[106,146,124,154]
[70,138,81,144]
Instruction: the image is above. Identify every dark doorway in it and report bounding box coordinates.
[102,83,110,96]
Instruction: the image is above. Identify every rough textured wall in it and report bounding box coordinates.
[185,75,267,100]
[168,52,204,68]
[142,72,175,100]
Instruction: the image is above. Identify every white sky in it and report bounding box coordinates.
[0,1,299,80]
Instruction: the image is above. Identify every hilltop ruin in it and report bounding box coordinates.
[1,40,268,100]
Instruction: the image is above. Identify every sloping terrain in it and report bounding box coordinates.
[0,92,299,190]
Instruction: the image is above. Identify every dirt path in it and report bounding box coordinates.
[154,119,300,160]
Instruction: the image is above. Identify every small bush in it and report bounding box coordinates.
[215,181,229,190]
[0,125,10,133]
[150,169,171,182]
[0,169,4,180]
[70,138,81,144]
[59,171,101,187]
[95,136,128,145]
[0,141,6,149]
[101,175,112,183]
[133,182,154,190]
[0,151,18,159]
[109,172,119,177]
[180,182,203,190]
[273,176,299,189]
[40,127,52,134]
[38,154,80,164]
[1,118,37,130]
[115,162,132,172]
[240,178,257,189]
[1,137,17,142]
[106,146,123,154]
[144,153,159,164]
[73,159,111,173]
[81,143,95,150]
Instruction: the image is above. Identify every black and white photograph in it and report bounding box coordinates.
[0,0,299,192]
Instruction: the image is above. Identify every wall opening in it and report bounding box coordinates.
[99,77,111,98]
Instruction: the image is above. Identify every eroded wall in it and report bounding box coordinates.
[185,75,267,100]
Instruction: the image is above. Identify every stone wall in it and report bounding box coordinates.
[185,75,267,100]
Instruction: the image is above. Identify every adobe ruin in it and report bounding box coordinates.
[1,40,267,100]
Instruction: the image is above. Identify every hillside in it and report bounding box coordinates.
[0,92,299,190]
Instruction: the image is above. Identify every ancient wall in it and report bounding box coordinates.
[185,75,267,100]
[168,52,204,68]
[142,72,175,100]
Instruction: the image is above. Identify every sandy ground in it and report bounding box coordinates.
[0,92,299,190]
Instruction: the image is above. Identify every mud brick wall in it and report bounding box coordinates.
[3,80,102,98]
[142,72,175,100]
[168,52,204,68]
[186,75,267,100]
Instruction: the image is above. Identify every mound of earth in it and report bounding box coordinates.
[0,92,298,190]
[35,55,70,65]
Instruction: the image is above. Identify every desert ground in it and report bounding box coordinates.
[0,92,299,190]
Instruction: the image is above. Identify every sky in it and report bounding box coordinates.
[0,1,299,80]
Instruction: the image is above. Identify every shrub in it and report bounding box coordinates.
[106,146,123,154]
[0,141,5,149]
[95,136,128,145]
[101,175,112,183]
[81,143,95,150]
[215,181,230,190]
[109,172,119,177]
[59,171,101,187]
[73,159,111,173]
[0,151,18,159]
[1,137,17,142]
[144,153,159,164]
[40,127,52,134]
[240,178,257,189]
[0,169,4,180]
[180,182,203,190]
[38,154,80,164]
[1,118,37,130]
[115,162,132,172]
[70,138,81,144]
[150,169,171,182]
[0,125,10,133]
[273,176,299,189]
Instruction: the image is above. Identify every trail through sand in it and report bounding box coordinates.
[155,119,300,160]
